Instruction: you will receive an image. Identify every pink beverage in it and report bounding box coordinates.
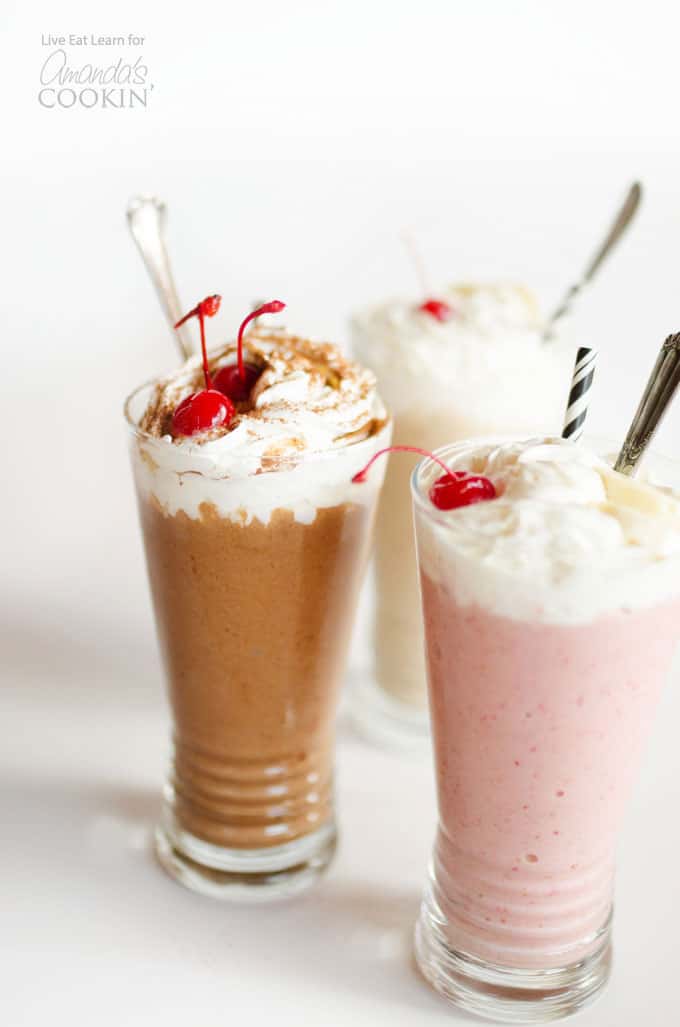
[412,437,680,1022]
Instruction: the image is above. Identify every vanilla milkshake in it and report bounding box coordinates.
[412,437,680,1021]
[127,319,390,899]
[351,285,574,743]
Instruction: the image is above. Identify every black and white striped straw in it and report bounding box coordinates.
[562,346,597,441]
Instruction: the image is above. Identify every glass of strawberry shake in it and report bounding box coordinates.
[410,436,680,1021]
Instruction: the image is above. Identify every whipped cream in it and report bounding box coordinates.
[351,284,574,433]
[129,331,391,524]
[414,437,680,624]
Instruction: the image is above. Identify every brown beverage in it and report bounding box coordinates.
[126,326,390,898]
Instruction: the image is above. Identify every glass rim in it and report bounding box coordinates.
[124,377,393,474]
[409,432,678,528]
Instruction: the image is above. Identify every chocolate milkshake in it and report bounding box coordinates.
[126,303,390,898]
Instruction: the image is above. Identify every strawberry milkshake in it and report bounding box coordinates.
[350,285,574,746]
[410,437,680,1021]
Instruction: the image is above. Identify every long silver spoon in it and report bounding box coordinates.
[543,181,642,342]
[614,333,680,475]
[126,195,193,360]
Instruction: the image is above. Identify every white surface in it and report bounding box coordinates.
[3,637,680,1026]
[3,0,680,1023]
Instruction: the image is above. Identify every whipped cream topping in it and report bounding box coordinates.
[415,437,680,624]
[351,284,574,430]
[140,330,385,473]
[130,330,391,524]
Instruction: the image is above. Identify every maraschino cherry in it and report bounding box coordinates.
[213,300,286,402]
[428,469,496,508]
[352,445,496,511]
[171,295,235,437]
[418,298,455,322]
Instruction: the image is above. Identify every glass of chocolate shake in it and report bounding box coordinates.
[125,299,390,899]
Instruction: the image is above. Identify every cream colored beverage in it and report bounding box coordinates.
[351,285,573,744]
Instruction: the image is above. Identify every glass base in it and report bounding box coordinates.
[155,808,337,901]
[414,892,612,1023]
[350,675,430,753]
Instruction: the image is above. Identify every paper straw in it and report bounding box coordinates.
[562,346,597,441]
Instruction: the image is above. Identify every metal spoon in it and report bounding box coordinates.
[614,333,680,475]
[543,182,642,342]
[126,195,193,361]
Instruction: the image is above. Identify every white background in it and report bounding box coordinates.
[3,2,680,1024]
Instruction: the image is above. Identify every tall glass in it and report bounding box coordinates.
[351,311,573,749]
[125,382,390,900]
[411,440,680,1021]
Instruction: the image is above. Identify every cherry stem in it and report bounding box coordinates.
[352,445,453,484]
[198,307,212,389]
[237,300,286,382]
[174,295,222,391]
[400,231,430,297]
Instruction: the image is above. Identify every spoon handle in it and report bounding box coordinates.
[543,182,642,341]
[126,196,193,361]
[614,334,680,476]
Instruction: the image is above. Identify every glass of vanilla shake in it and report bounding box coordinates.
[411,436,680,1021]
[351,285,574,746]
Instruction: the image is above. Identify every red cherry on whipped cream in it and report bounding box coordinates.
[213,300,286,402]
[171,294,235,437]
[212,362,260,403]
[351,445,496,511]
[418,298,455,322]
[172,390,233,436]
[428,469,496,509]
